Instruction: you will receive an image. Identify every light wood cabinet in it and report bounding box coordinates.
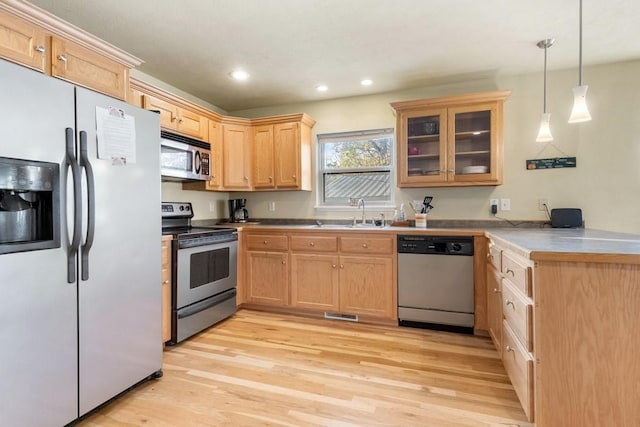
[486,263,502,351]
[242,230,396,322]
[50,36,128,100]
[161,236,172,344]
[222,123,252,190]
[252,116,315,191]
[143,93,208,140]
[391,91,510,187]
[0,5,139,101]
[0,10,47,72]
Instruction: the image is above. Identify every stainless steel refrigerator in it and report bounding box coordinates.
[0,59,162,426]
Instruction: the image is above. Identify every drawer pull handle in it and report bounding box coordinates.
[506,345,514,353]
[505,268,515,276]
[362,243,368,248]
[506,299,515,308]
[310,242,315,246]
[58,54,68,62]
[35,45,45,53]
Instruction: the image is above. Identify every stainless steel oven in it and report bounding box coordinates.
[162,202,237,344]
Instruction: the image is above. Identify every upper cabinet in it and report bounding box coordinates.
[252,115,315,191]
[142,93,208,141]
[391,91,510,187]
[222,121,252,190]
[0,4,140,101]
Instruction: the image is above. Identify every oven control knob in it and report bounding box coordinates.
[185,205,190,211]
[179,205,184,211]
[451,243,462,252]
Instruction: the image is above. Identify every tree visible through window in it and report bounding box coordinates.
[318,128,393,206]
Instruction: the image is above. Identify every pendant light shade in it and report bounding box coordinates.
[569,0,592,123]
[536,39,554,143]
[536,113,554,142]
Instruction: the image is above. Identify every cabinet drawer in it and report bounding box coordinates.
[290,235,338,253]
[502,280,533,351]
[246,234,289,251]
[340,236,393,255]
[487,243,502,271]
[502,321,534,421]
[501,251,532,296]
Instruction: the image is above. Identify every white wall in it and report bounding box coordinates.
[225,60,640,233]
[162,182,229,220]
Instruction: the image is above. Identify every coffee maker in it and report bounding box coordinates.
[228,198,249,223]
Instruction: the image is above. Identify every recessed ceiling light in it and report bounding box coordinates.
[361,79,373,86]
[230,70,250,81]
[316,85,328,92]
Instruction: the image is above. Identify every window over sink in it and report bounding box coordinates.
[317,128,394,207]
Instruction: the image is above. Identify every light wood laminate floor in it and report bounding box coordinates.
[77,309,532,426]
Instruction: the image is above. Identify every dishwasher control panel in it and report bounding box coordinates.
[397,235,474,255]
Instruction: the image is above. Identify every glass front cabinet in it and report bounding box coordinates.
[391,91,510,187]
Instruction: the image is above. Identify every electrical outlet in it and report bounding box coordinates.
[500,198,511,211]
[209,202,216,213]
[268,201,276,212]
[538,198,548,211]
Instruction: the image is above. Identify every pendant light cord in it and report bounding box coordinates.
[578,0,583,85]
[543,44,548,113]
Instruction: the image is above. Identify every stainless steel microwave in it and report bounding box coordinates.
[160,131,211,181]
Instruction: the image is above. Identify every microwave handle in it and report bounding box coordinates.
[194,150,201,174]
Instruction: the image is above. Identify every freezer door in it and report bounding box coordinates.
[0,60,78,425]
[74,87,163,415]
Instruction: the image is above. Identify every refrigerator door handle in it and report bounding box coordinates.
[79,130,95,281]
[66,127,82,284]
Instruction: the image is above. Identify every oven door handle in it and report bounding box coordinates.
[177,289,236,319]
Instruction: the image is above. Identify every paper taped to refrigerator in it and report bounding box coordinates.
[96,106,137,164]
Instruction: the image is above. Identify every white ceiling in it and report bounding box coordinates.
[28,0,640,112]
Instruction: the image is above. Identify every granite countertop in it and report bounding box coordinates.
[486,228,640,262]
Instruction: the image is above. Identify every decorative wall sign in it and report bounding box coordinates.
[526,157,576,170]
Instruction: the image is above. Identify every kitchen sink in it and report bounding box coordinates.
[301,223,387,229]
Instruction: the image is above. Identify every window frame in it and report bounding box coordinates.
[315,128,395,209]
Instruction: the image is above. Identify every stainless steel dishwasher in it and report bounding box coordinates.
[397,235,474,333]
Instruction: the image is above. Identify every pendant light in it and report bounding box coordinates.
[536,39,554,143]
[569,0,592,123]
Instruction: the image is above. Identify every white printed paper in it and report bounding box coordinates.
[96,106,137,164]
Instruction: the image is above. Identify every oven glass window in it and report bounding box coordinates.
[189,247,230,288]
[161,146,193,172]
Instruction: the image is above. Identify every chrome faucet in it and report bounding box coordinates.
[357,198,366,224]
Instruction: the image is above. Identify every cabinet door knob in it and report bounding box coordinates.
[292,175,296,179]
[263,240,268,245]
[268,176,273,181]
[309,242,315,246]
[505,299,515,308]
[162,280,169,285]
[493,288,500,293]
[362,243,368,248]
[447,169,455,173]
[332,264,337,268]
[34,45,45,53]
[340,264,344,269]
[281,259,286,265]
[58,54,67,62]
[506,345,514,353]
[244,176,249,181]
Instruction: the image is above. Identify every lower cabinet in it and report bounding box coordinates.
[243,230,396,322]
[161,235,172,344]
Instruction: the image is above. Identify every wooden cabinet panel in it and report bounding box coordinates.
[246,251,289,306]
[253,125,275,189]
[290,254,339,311]
[501,251,532,297]
[143,94,177,129]
[223,124,252,190]
[290,235,338,253]
[177,108,208,140]
[502,279,533,352]
[0,10,47,72]
[486,265,502,352]
[487,242,501,271]
[161,236,172,344]
[51,37,127,100]
[339,255,394,318]
[143,94,207,140]
[340,236,394,255]
[274,122,300,188]
[502,320,534,421]
[245,234,288,251]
